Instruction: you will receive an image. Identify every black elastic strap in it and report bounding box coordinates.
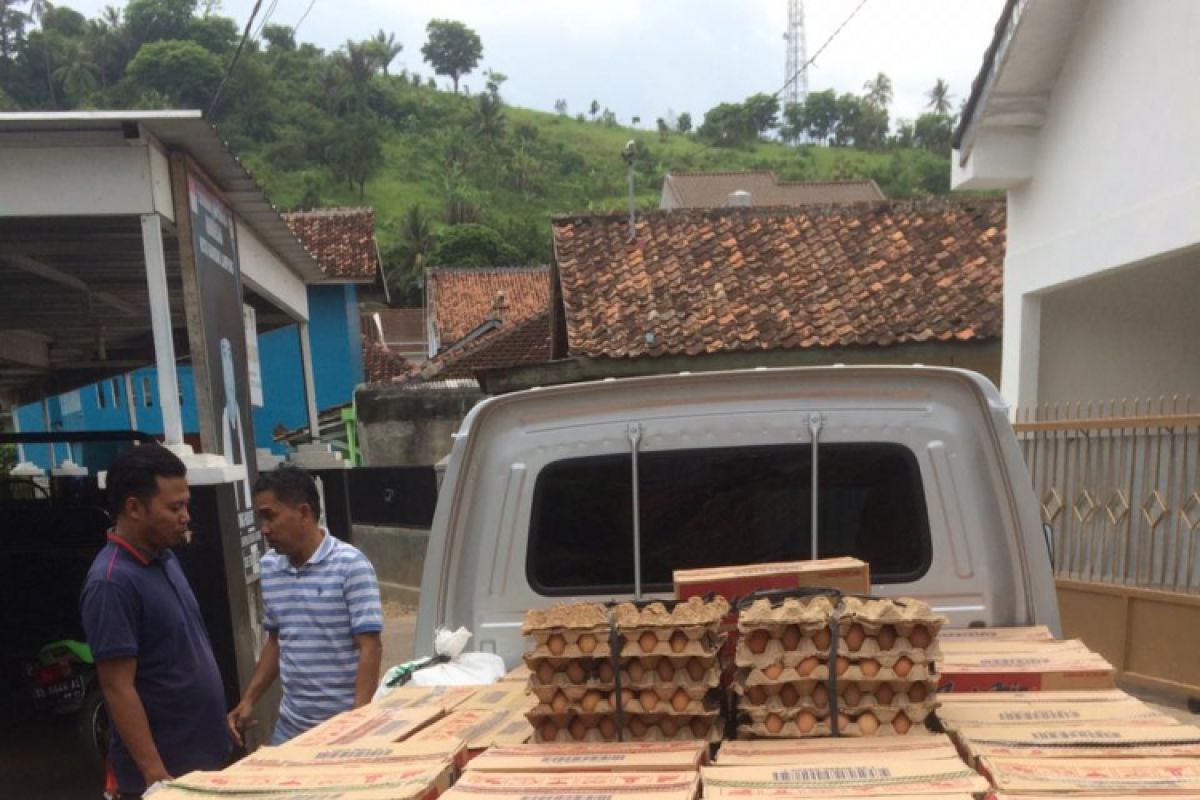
[827,606,841,736]
[607,609,625,742]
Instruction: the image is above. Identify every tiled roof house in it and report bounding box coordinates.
[424,266,551,356]
[660,171,885,210]
[283,207,381,281]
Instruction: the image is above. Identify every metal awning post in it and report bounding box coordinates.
[298,322,321,443]
[628,422,643,599]
[140,213,184,445]
[809,412,823,560]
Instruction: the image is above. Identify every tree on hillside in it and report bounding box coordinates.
[53,37,98,98]
[261,23,294,51]
[187,13,237,54]
[553,97,566,116]
[126,39,221,106]
[0,0,29,63]
[427,223,521,268]
[420,18,480,93]
[926,78,952,114]
[798,89,838,144]
[474,72,506,146]
[384,204,435,303]
[863,72,892,110]
[369,29,401,75]
[912,111,954,154]
[124,0,197,47]
[588,99,599,120]
[325,110,384,199]
[676,112,692,134]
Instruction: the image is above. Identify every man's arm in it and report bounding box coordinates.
[226,632,280,747]
[352,632,382,707]
[96,658,171,786]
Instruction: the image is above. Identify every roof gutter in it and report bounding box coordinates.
[953,0,1027,164]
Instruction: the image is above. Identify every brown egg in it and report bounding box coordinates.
[795,656,818,676]
[686,658,707,682]
[577,634,598,654]
[539,719,559,742]
[569,717,589,741]
[859,659,880,678]
[656,659,675,682]
[627,659,646,682]
[746,629,770,655]
[857,712,880,735]
[536,661,556,685]
[628,716,648,737]
[639,631,659,653]
[764,714,784,734]
[550,691,569,713]
[845,623,866,653]
[580,690,603,713]
[836,713,851,733]
[894,656,914,678]
[780,625,802,651]
[671,689,691,712]
[812,628,831,651]
[875,684,895,705]
[639,689,659,711]
[669,631,689,653]
[795,710,816,733]
[841,683,861,707]
[779,683,800,707]
[690,717,711,738]
[596,660,615,683]
[620,688,635,708]
[893,712,912,734]
[566,660,587,683]
[660,716,680,737]
[908,683,928,703]
[809,684,828,709]
[763,663,784,680]
[877,625,897,650]
[547,634,566,656]
[598,717,617,740]
[746,685,768,705]
[836,656,850,676]
[909,625,932,649]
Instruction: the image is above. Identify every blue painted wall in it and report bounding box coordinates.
[14,284,363,468]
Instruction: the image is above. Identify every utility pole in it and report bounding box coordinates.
[784,0,809,108]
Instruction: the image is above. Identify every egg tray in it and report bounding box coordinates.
[532,713,723,743]
[737,595,838,630]
[736,637,941,666]
[617,628,726,660]
[735,678,939,710]
[531,681,715,705]
[612,597,731,630]
[523,602,611,634]
[737,710,929,739]
[528,690,721,718]
[738,700,937,725]
[525,636,616,661]
[527,659,721,694]
[737,654,936,685]
[839,596,947,636]
[618,658,722,690]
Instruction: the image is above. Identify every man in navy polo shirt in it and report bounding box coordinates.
[81,444,230,798]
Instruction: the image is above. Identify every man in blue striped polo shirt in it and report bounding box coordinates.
[226,467,383,745]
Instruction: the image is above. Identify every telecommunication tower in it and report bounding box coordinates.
[783,0,809,107]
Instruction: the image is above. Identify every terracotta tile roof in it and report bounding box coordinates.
[282,207,379,281]
[426,266,551,350]
[360,316,412,384]
[369,308,427,361]
[661,172,885,209]
[418,311,553,382]
[552,200,1005,360]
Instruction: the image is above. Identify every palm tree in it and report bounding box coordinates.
[334,40,376,112]
[27,0,57,106]
[387,205,435,296]
[370,30,402,76]
[926,78,953,115]
[863,72,892,110]
[53,39,99,98]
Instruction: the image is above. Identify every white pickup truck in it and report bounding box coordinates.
[414,366,1060,666]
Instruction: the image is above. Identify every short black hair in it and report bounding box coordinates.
[107,444,187,516]
[253,466,321,519]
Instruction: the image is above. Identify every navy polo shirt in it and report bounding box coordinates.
[80,534,230,793]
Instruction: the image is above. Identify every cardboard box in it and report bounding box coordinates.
[500,663,531,683]
[154,789,427,800]
[938,625,1054,642]
[955,721,1200,762]
[715,734,961,765]
[937,657,1116,692]
[443,770,700,800]
[979,756,1200,794]
[701,760,990,798]
[169,760,454,797]
[411,709,532,753]
[241,738,469,772]
[938,639,1093,656]
[936,698,1167,728]
[931,689,1130,704]
[458,684,536,712]
[674,557,870,602]
[288,705,445,746]
[467,741,707,772]
[374,685,480,711]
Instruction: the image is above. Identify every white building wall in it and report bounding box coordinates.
[1001,0,1200,407]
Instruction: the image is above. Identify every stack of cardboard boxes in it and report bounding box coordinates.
[523,597,728,742]
[733,594,944,737]
[937,630,1117,692]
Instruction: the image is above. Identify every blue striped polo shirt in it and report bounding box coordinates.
[260,530,383,743]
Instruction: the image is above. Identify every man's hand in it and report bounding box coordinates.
[226,701,257,747]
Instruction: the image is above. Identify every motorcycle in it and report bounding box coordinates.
[25,639,109,770]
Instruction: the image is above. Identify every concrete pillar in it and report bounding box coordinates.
[1001,285,1042,414]
[140,213,184,445]
[298,322,321,442]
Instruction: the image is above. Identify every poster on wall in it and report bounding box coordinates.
[186,171,263,588]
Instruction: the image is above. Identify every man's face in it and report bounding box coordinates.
[132,476,191,551]
[254,489,311,557]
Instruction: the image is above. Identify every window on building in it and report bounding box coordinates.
[96,384,106,409]
[141,376,154,408]
[527,442,932,596]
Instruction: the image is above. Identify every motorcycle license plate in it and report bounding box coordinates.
[34,676,85,704]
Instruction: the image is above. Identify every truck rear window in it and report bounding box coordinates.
[527,442,931,595]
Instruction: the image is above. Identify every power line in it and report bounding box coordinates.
[774,0,869,101]
[207,0,266,118]
[252,0,282,39]
[292,0,319,37]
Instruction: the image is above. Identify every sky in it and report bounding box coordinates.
[72,0,1007,127]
